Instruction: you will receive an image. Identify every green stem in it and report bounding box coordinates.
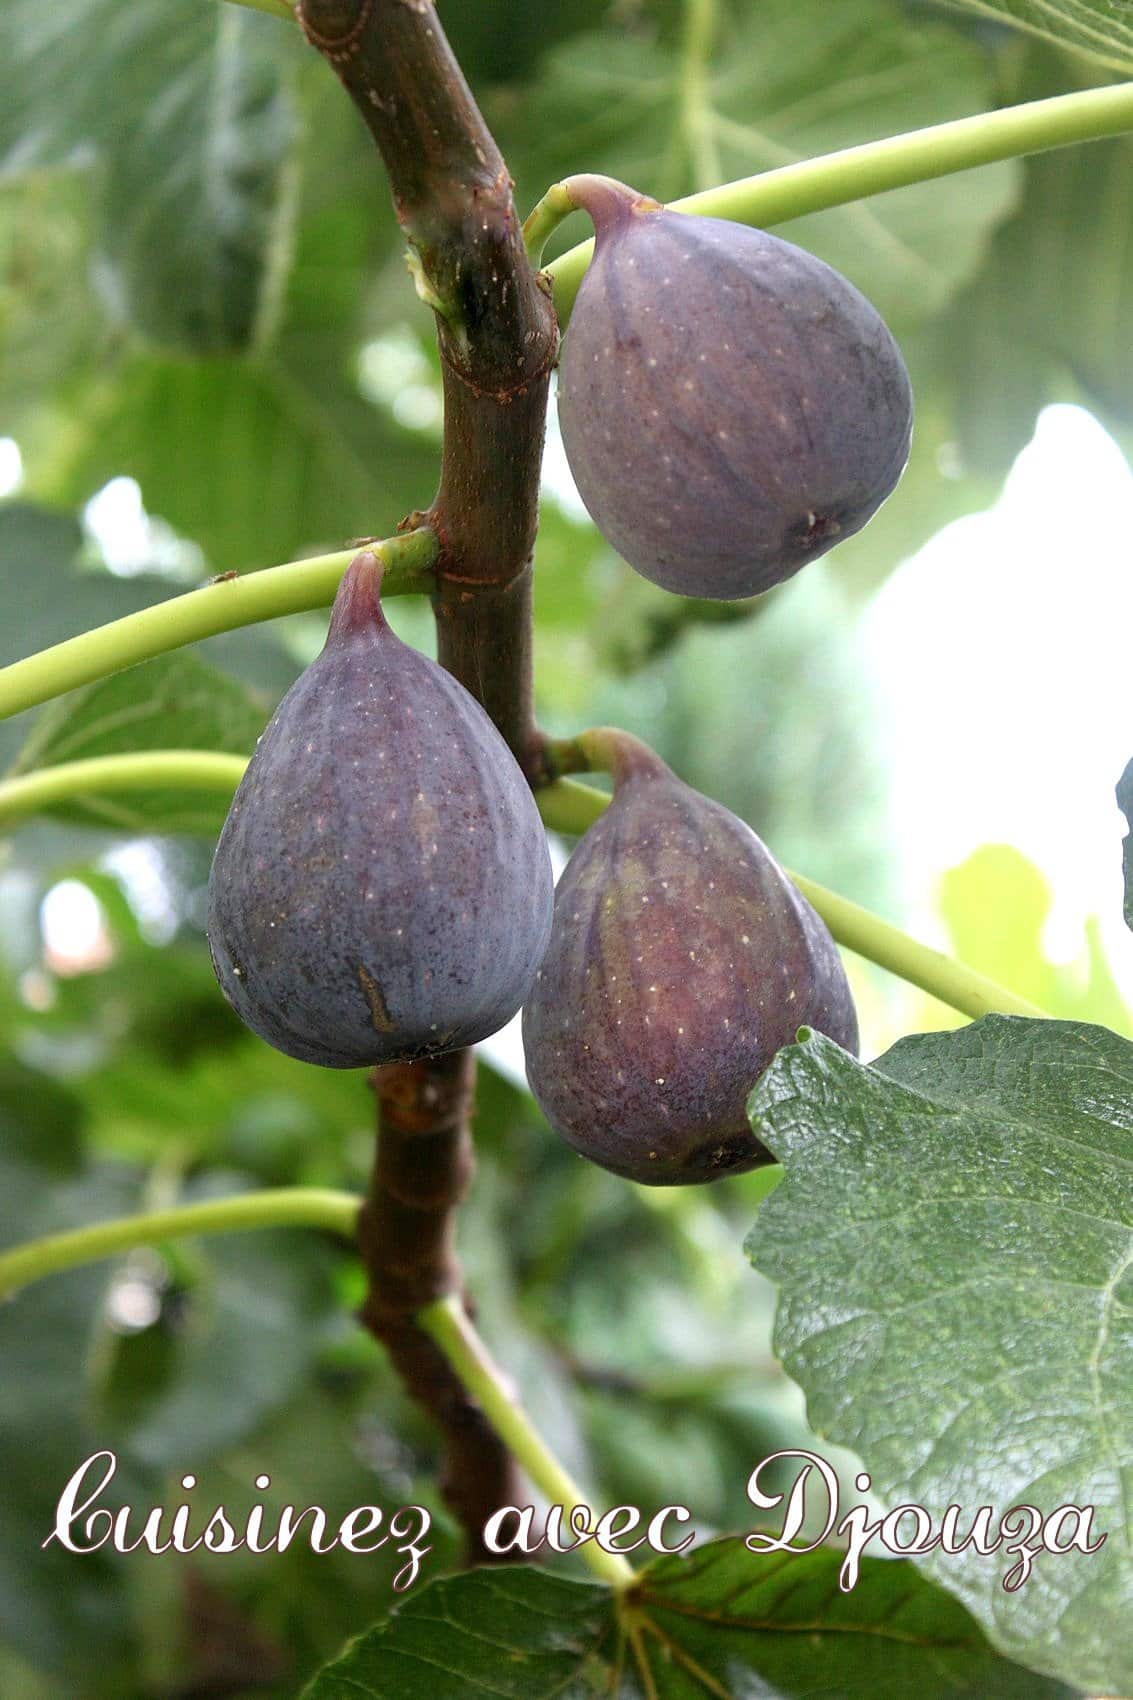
[0,1188,361,1299]
[419,1293,638,1591]
[522,182,580,265]
[0,750,1047,1022]
[0,528,439,723]
[535,779,1047,1023]
[221,0,295,17]
[545,80,1133,318]
[678,0,720,191]
[0,751,248,825]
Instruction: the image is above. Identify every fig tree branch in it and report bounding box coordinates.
[298,0,557,763]
[0,749,1049,1023]
[361,1051,525,1565]
[0,1188,361,1299]
[0,528,438,723]
[540,79,1133,312]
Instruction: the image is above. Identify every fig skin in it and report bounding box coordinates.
[207,552,554,1069]
[557,175,913,601]
[521,733,858,1184]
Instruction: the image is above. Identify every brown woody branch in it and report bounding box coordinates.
[298,0,557,1561]
[361,1053,522,1563]
[298,0,557,765]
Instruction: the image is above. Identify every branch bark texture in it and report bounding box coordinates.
[299,0,557,762]
[361,1051,523,1564]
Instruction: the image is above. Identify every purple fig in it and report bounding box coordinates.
[207,552,553,1068]
[522,732,858,1184]
[557,175,912,601]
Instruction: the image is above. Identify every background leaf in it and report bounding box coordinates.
[746,1018,1133,1695]
[0,0,299,353]
[945,0,1133,75]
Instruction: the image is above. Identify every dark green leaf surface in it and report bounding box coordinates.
[745,1017,1133,1695]
[0,0,297,352]
[303,1538,1075,1698]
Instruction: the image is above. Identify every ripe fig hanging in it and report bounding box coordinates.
[521,730,858,1184]
[207,551,554,1068]
[556,175,913,600]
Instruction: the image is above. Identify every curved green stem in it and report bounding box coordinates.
[0,749,1048,1022]
[0,1188,361,1300]
[222,0,295,17]
[420,1293,637,1591]
[522,182,581,264]
[0,751,249,826]
[544,80,1133,318]
[536,779,1047,1023]
[0,528,439,724]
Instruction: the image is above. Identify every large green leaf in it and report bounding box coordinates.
[745,1018,1133,1695]
[8,653,268,835]
[0,176,105,438]
[303,1539,1074,1697]
[946,0,1133,75]
[507,0,1019,327]
[0,0,298,353]
[31,342,429,575]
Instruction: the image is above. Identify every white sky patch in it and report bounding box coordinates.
[863,403,1133,991]
[102,842,179,945]
[40,879,112,975]
[357,327,443,434]
[541,378,591,522]
[0,438,23,498]
[83,476,203,580]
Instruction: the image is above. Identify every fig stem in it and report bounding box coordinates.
[543,80,1133,321]
[0,526,439,723]
[0,1188,361,1300]
[521,181,579,265]
[523,176,658,265]
[536,778,1050,1024]
[420,1292,638,1592]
